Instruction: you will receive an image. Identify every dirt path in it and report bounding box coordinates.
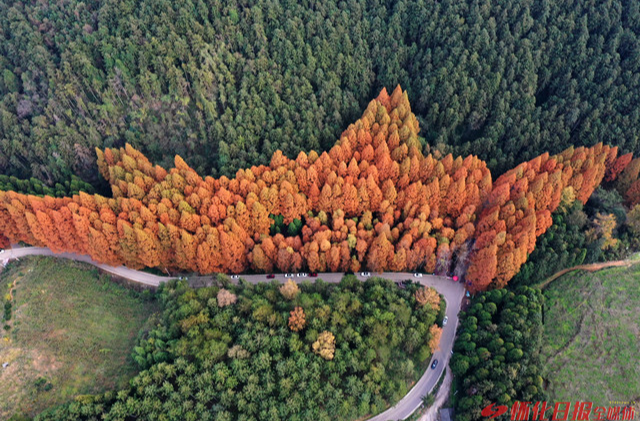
[537,255,639,289]
[418,368,453,421]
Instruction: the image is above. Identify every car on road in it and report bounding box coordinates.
[0,250,4,253]
[360,272,371,277]
[266,274,275,279]
[230,275,239,279]
[285,273,294,278]
[296,273,308,277]
[443,316,448,326]
[309,272,318,277]
[431,359,438,369]
[413,273,423,278]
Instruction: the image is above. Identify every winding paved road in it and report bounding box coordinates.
[0,246,465,421]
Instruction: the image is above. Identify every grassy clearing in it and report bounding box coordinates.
[0,256,158,419]
[541,264,640,406]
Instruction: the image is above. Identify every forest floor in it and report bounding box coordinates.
[541,263,640,407]
[0,256,158,419]
[537,253,640,289]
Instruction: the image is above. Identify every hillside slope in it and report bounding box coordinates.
[541,264,640,406]
[0,256,157,419]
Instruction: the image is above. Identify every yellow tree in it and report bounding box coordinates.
[587,213,618,250]
[428,325,442,352]
[279,279,300,300]
[217,288,237,307]
[312,331,336,360]
[135,228,161,268]
[415,287,440,310]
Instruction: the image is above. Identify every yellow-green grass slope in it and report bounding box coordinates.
[541,263,640,406]
[0,256,157,419]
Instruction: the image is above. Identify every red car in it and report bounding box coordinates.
[309,272,318,277]
[266,274,275,279]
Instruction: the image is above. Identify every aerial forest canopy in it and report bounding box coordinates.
[1,0,640,185]
[35,277,445,421]
[2,87,640,291]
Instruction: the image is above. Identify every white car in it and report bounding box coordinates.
[360,272,371,277]
[285,273,295,278]
[230,275,239,279]
[297,273,308,277]
[0,250,4,253]
[413,273,423,278]
[443,316,448,326]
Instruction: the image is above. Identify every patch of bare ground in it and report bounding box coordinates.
[0,256,157,419]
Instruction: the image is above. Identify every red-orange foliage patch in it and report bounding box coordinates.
[0,87,635,291]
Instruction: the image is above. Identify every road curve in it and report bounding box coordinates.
[1,246,465,421]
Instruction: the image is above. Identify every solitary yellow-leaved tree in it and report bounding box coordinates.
[312,331,336,360]
[279,279,300,300]
[415,287,440,311]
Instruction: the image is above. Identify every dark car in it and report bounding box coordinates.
[431,359,439,369]
[309,272,318,277]
[266,274,275,279]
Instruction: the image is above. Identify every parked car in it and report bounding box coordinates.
[309,272,318,277]
[285,273,294,277]
[443,316,448,326]
[413,273,423,278]
[431,359,439,369]
[297,273,308,277]
[266,274,275,279]
[360,272,371,277]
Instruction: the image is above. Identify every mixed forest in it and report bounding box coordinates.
[34,276,444,421]
[2,0,640,419]
[2,87,640,292]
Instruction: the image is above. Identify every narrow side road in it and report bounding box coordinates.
[536,252,640,289]
[1,246,465,421]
